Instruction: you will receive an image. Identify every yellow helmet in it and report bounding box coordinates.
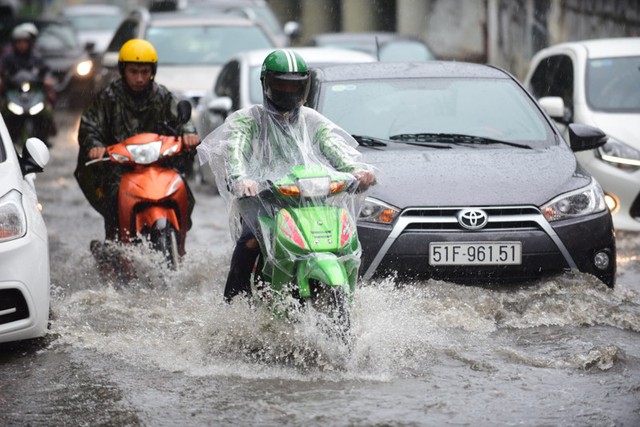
[118,39,158,76]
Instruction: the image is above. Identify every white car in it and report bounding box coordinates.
[0,115,51,344]
[194,47,377,138]
[524,38,640,231]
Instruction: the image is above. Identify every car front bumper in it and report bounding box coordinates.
[358,206,616,287]
[0,230,50,343]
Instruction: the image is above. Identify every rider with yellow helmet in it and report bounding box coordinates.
[75,39,200,242]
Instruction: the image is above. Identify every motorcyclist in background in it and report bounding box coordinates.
[198,49,375,303]
[74,38,200,243]
[0,22,57,145]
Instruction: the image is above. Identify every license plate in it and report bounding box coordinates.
[429,242,522,265]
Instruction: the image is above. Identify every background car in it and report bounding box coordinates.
[148,0,300,46]
[192,46,376,187]
[308,62,616,287]
[523,37,640,232]
[0,17,95,105]
[195,46,377,138]
[97,8,279,106]
[60,3,124,54]
[310,32,435,62]
[0,114,51,343]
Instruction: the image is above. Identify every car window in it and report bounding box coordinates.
[215,60,241,109]
[318,78,551,145]
[147,25,274,65]
[35,22,80,51]
[106,18,139,53]
[586,56,640,112]
[249,65,263,104]
[528,54,574,109]
[66,14,123,32]
[379,40,435,61]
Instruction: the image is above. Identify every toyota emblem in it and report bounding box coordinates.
[457,208,488,230]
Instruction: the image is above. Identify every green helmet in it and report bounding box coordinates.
[260,49,310,111]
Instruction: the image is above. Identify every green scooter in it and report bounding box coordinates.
[240,164,362,333]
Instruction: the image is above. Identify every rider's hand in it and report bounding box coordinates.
[88,146,107,160]
[182,133,200,149]
[235,179,258,197]
[355,170,375,190]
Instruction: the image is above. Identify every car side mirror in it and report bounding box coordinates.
[284,21,301,41]
[101,51,118,68]
[539,96,572,124]
[20,137,50,175]
[207,96,232,117]
[84,41,96,54]
[177,100,192,124]
[568,124,608,152]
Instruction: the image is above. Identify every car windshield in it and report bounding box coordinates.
[378,41,435,61]
[586,56,640,112]
[66,14,122,32]
[147,25,273,65]
[318,77,552,146]
[35,22,80,51]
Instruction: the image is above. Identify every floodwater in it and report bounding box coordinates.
[1,111,639,426]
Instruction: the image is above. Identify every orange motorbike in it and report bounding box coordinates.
[88,101,192,271]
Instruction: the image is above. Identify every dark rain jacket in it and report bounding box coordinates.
[74,78,197,216]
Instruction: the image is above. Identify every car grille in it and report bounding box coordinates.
[361,205,578,281]
[401,206,543,231]
[0,289,29,325]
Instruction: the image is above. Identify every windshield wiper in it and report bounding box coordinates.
[389,133,533,149]
[352,135,387,147]
[353,134,450,149]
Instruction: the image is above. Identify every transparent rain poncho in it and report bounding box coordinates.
[198,102,373,292]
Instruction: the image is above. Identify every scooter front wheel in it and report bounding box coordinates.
[150,225,180,270]
[309,281,351,342]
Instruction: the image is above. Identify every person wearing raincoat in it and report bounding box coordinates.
[75,39,200,242]
[198,49,375,303]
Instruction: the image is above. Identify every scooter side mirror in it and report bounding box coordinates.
[177,100,192,125]
[20,137,50,175]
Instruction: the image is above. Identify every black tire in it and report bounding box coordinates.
[309,281,351,341]
[151,225,180,270]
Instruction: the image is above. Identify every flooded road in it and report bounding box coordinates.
[1,110,639,426]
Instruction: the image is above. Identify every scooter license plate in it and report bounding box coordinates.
[429,242,522,265]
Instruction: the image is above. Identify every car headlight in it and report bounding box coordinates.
[359,197,400,224]
[0,190,27,242]
[541,179,606,222]
[76,59,93,77]
[597,137,640,169]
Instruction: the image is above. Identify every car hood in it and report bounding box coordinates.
[154,65,222,99]
[588,112,640,148]
[361,144,588,208]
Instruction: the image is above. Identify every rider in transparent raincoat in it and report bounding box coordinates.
[198,49,375,302]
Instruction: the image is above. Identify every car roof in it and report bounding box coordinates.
[61,4,123,16]
[311,61,509,82]
[238,47,377,67]
[538,37,640,59]
[313,31,423,44]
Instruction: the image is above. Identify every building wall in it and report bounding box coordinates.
[272,0,639,79]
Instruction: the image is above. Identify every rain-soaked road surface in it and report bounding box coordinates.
[1,109,639,426]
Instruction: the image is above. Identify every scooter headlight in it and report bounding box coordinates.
[7,102,24,115]
[359,197,400,224]
[76,60,93,77]
[542,179,606,222]
[21,82,30,92]
[597,137,640,169]
[0,190,27,242]
[29,102,44,115]
[127,140,162,164]
[297,177,331,198]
